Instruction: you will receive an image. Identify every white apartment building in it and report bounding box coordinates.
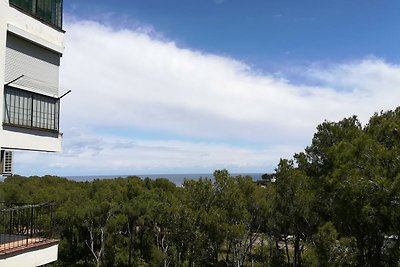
[0,0,65,156]
[0,0,65,265]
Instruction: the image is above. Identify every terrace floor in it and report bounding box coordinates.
[0,234,58,256]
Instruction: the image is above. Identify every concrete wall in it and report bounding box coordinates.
[0,243,59,267]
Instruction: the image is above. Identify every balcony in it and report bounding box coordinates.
[0,202,58,266]
[9,0,63,30]
[3,86,60,133]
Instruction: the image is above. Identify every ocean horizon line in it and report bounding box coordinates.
[66,172,265,185]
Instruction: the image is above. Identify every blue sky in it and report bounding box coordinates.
[15,0,400,177]
[64,0,400,68]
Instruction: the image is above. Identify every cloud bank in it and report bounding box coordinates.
[14,20,400,176]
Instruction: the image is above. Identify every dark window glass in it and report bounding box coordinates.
[4,86,59,132]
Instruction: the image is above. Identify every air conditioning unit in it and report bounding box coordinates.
[1,150,13,176]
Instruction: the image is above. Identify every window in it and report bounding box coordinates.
[4,86,59,132]
[9,0,63,29]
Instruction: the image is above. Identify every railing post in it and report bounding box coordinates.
[31,92,34,128]
[9,209,12,236]
[30,205,34,238]
[8,207,12,250]
[50,203,54,238]
[26,206,29,245]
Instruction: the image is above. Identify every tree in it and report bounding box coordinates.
[295,113,399,266]
[268,159,317,266]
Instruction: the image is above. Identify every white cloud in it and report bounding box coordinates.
[15,131,296,176]
[13,20,400,176]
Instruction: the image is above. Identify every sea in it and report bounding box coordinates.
[67,173,264,185]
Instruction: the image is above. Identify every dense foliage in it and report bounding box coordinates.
[1,107,400,266]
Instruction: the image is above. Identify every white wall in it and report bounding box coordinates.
[1,129,62,152]
[0,243,58,267]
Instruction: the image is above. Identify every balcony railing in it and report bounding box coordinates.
[9,0,63,30]
[3,86,60,133]
[0,202,56,254]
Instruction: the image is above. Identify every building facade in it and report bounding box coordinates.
[0,0,65,156]
[0,0,65,265]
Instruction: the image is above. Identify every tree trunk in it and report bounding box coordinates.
[284,237,290,266]
[294,235,301,267]
[128,221,134,267]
